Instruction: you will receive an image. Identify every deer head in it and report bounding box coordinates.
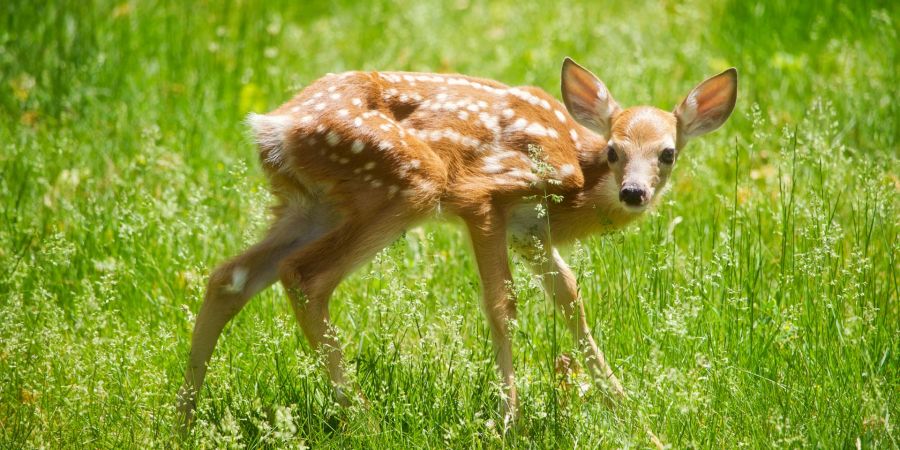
[562,58,737,212]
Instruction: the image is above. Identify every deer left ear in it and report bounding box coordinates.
[674,68,738,140]
[561,57,621,137]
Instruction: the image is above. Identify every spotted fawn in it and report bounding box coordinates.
[178,58,737,440]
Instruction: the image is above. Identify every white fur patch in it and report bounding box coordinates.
[478,113,500,134]
[680,92,699,124]
[508,118,528,132]
[524,122,549,137]
[247,113,293,165]
[225,266,248,293]
[326,131,341,147]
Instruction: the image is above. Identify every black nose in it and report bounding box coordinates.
[619,185,646,206]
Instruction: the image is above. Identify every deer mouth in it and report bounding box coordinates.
[621,203,649,213]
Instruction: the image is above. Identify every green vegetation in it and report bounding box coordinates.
[1,0,896,447]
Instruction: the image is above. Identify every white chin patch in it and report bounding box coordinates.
[622,203,648,213]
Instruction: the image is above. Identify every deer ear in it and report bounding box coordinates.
[561,57,621,137]
[674,68,737,140]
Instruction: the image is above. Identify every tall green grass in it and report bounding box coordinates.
[0,0,897,447]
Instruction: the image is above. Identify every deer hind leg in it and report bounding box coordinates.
[278,196,417,405]
[177,201,336,425]
[526,245,625,401]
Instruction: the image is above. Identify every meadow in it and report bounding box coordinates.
[0,0,897,448]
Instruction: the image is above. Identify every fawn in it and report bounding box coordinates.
[177,58,737,433]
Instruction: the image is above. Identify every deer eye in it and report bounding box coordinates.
[607,145,619,163]
[659,147,675,165]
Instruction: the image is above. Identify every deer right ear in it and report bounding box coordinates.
[561,57,621,137]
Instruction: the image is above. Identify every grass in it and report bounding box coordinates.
[1,0,897,447]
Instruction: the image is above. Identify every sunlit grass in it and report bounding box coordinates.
[0,0,897,448]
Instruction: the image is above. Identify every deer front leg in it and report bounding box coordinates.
[530,247,625,401]
[465,212,518,425]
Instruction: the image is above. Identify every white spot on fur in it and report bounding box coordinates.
[351,98,363,107]
[417,179,437,193]
[225,267,248,293]
[326,131,340,146]
[554,110,567,122]
[483,160,505,174]
[525,123,549,137]
[501,108,515,119]
[509,118,528,132]
[315,102,326,111]
[478,113,500,134]
[364,161,376,170]
[337,109,349,118]
[353,117,363,127]
[481,151,520,174]
[351,140,365,154]
[462,136,480,148]
[458,111,469,121]
[559,164,575,177]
